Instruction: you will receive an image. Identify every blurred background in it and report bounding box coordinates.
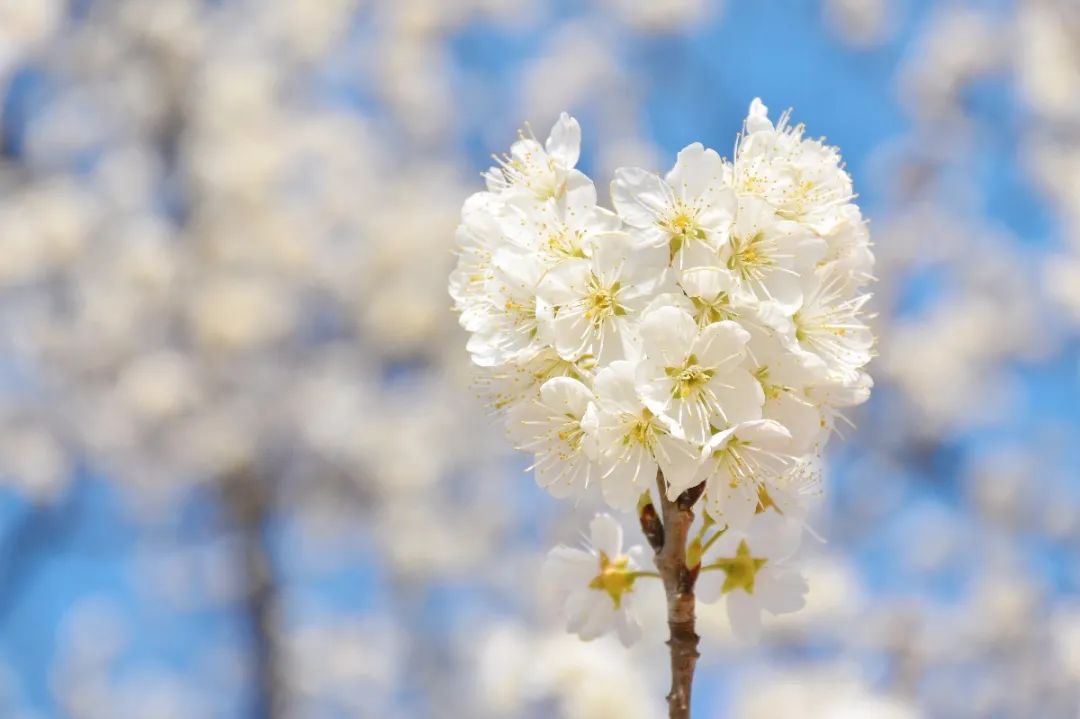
[0,0,1078,717]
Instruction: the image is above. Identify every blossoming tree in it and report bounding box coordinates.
[451,99,875,718]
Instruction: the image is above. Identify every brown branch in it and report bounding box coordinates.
[651,470,702,719]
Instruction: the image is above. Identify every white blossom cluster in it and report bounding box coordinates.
[451,99,874,643]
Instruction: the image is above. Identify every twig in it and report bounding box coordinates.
[647,469,703,719]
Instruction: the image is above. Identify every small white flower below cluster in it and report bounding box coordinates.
[695,508,808,642]
[543,513,648,647]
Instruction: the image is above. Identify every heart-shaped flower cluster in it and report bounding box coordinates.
[450,100,874,642]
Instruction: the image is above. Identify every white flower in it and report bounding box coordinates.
[636,305,762,448]
[696,419,804,529]
[464,247,547,367]
[696,508,807,642]
[544,513,648,646]
[486,112,585,201]
[745,327,830,452]
[735,98,854,231]
[789,266,874,383]
[496,173,621,266]
[592,360,702,510]
[538,232,671,364]
[475,347,595,412]
[818,203,875,292]
[719,194,825,312]
[807,369,874,417]
[449,191,511,330]
[506,377,598,499]
[612,143,736,277]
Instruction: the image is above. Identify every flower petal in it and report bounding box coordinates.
[612,167,669,228]
[545,112,581,168]
[589,513,624,557]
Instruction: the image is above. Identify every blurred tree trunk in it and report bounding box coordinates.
[223,466,284,719]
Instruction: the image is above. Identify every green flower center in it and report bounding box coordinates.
[727,231,773,280]
[665,211,707,259]
[588,552,635,608]
[712,540,767,594]
[691,294,737,324]
[583,275,626,325]
[624,407,658,448]
[547,230,586,259]
[665,354,714,400]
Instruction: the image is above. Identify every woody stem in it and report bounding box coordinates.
[645,470,704,719]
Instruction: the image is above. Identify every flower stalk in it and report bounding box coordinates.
[646,470,704,719]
